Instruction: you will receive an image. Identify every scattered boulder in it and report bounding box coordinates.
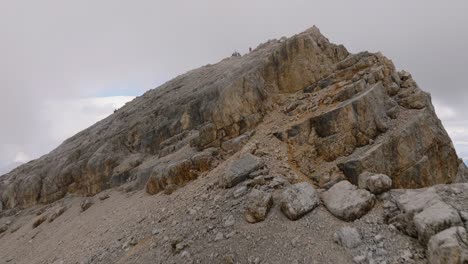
[334,226,362,249]
[280,182,320,220]
[414,201,463,244]
[98,193,110,201]
[321,181,375,221]
[244,189,273,223]
[48,206,66,223]
[427,227,468,264]
[220,153,264,188]
[0,224,7,234]
[32,215,47,228]
[233,186,248,199]
[366,174,392,194]
[80,199,94,212]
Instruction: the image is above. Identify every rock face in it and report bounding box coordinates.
[321,181,375,221]
[280,182,320,220]
[0,25,463,213]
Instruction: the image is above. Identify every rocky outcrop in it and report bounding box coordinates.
[0,25,463,213]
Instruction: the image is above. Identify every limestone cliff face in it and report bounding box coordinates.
[0,26,463,209]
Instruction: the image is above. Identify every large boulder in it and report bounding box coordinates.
[366,174,392,194]
[358,172,392,194]
[244,189,273,223]
[280,182,320,220]
[321,181,375,221]
[220,153,264,188]
[427,227,468,264]
[414,201,463,245]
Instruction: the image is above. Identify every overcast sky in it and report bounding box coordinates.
[0,0,467,174]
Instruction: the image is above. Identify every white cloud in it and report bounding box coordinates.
[41,96,135,144]
[13,152,31,163]
[433,100,457,120]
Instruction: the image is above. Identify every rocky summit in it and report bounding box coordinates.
[1,26,467,264]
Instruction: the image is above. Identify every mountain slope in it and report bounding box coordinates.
[1,26,468,264]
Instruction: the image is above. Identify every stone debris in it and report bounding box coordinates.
[233,186,248,199]
[280,182,320,220]
[0,224,7,234]
[48,206,66,223]
[80,199,94,212]
[244,189,273,223]
[32,215,47,228]
[334,226,362,249]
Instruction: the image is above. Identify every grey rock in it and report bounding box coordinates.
[221,134,250,153]
[48,206,66,223]
[214,232,224,241]
[455,161,468,183]
[322,181,375,221]
[98,193,110,201]
[353,255,367,264]
[32,214,47,228]
[0,224,7,234]
[233,186,248,199]
[414,201,463,245]
[366,174,392,194]
[223,215,235,227]
[394,189,440,214]
[244,189,273,223]
[280,182,320,220]
[334,226,362,249]
[427,227,468,264]
[80,199,94,212]
[152,227,161,235]
[220,153,264,188]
